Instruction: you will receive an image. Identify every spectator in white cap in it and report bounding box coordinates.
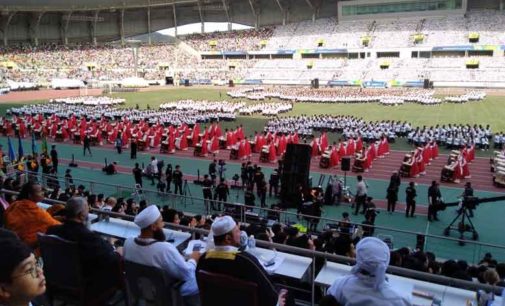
[123,205,201,306]
[327,237,412,306]
[196,216,291,306]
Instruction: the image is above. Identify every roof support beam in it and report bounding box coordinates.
[90,10,99,45]
[305,0,317,22]
[147,3,151,45]
[274,0,287,25]
[197,0,204,33]
[2,12,16,46]
[60,11,72,45]
[172,4,178,37]
[118,9,125,45]
[221,0,232,30]
[29,12,44,46]
[248,0,260,29]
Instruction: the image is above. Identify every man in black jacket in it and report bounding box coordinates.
[50,145,58,173]
[46,197,123,297]
[132,163,143,188]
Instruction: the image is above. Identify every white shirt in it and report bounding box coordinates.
[123,237,198,296]
[151,159,159,174]
[327,274,412,306]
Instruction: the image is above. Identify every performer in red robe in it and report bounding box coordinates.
[268,142,277,162]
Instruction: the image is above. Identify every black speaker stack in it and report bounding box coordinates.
[340,156,351,172]
[229,80,234,87]
[184,79,190,87]
[280,144,312,208]
[311,78,319,89]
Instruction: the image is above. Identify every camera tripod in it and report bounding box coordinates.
[443,206,478,245]
[181,179,194,207]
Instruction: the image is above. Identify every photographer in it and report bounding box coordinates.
[405,182,417,218]
[244,186,256,209]
[214,178,229,211]
[427,180,441,222]
[364,197,378,224]
[269,169,280,197]
[460,182,475,217]
[218,159,227,180]
[202,174,213,211]
[240,163,248,187]
[209,159,217,185]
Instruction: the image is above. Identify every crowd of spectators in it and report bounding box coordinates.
[181,28,274,52]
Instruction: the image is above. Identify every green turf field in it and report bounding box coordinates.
[2,88,504,132]
[104,87,505,131]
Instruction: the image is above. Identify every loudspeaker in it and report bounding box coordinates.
[184,79,190,86]
[312,78,319,89]
[165,77,174,85]
[423,79,430,89]
[280,144,312,207]
[229,80,234,87]
[341,156,351,172]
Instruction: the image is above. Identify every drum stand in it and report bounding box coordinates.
[182,179,194,207]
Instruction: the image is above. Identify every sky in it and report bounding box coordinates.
[157,22,251,36]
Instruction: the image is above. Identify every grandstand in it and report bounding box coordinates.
[2,1,505,305]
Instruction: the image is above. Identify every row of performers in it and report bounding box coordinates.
[441,151,472,182]
[319,137,391,170]
[1,114,229,145]
[399,143,475,179]
[399,142,440,178]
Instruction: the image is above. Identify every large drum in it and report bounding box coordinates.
[219,137,227,149]
[260,145,269,162]
[90,135,99,146]
[230,148,239,160]
[440,166,454,182]
[249,141,256,153]
[34,129,42,140]
[352,158,365,172]
[400,162,412,177]
[55,132,64,142]
[194,144,202,157]
[319,155,330,168]
[160,141,169,153]
[137,139,146,151]
[73,133,81,144]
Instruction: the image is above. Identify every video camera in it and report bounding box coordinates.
[437,196,479,212]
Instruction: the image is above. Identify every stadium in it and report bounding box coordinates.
[2,0,505,305]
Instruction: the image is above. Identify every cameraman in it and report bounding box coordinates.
[202,174,213,211]
[214,178,229,210]
[405,182,417,218]
[362,197,378,237]
[218,159,226,180]
[269,169,280,197]
[461,182,475,217]
[427,180,441,222]
[208,159,217,185]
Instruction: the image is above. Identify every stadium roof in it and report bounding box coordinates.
[0,0,199,11]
